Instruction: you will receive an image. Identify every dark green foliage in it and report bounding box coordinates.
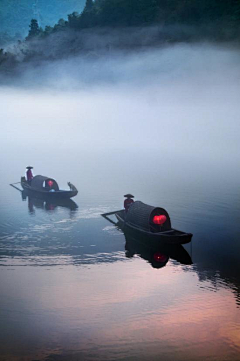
[29,0,239,42]
[0,0,85,36]
[1,0,240,69]
[0,47,17,74]
[94,0,159,26]
[53,19,67,32]
[27,19,41,39]
[67,12,80,29]
[64,0,240,29]
[0,48,5,61]
[84,0,94,11]
[2,0,240,41]
[43,25,54,36]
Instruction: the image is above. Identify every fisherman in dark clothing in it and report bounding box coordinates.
[124,194,134,212]
[26,166,33,184]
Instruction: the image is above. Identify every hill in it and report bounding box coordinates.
[0,0,85,45]
[1,0,240,79]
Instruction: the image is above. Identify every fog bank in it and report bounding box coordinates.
[0,44,240,181]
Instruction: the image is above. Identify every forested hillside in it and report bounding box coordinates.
[0,0,85,45]
[23,0,240,41]
[65,0,240,28]
[1,0,240,77]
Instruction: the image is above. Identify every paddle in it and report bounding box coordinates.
[10,182,22,192]
[101,209,123,226]
[101,210,122,217]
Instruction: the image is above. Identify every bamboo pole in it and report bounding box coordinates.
[101,210,122,217]
[10,184,22,192]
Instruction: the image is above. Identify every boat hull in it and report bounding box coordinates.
[115,210,192,245]
[21,182,78,200]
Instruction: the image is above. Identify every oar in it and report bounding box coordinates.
[10,183,22,192]
[101,210,122,217]
[101,209,123,226]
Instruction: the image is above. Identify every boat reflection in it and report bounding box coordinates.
[124,232,192,269]
[22,191,78,215]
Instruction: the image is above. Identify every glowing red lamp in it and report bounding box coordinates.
[48,180,54,187]
[153,252,168,263]
[153,215,167,225]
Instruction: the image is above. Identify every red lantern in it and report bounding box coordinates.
[153,252,168,263]
[153,215,167,225]
[48,180,54,187]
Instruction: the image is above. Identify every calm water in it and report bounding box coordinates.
[1,45,240,360]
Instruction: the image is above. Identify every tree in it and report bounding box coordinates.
[27,19,41,39]
[44,25,53,36]
[67,12,80,28]
[84,0,94,12]
[53,18,67,32]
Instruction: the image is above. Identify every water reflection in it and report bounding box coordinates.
[22,191,78,216]
[124,232,192,269]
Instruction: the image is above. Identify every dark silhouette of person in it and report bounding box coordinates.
[26,166,33,184]
[124,194,134,212]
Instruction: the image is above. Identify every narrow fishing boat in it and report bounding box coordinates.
[103,201,192,245]
[21,175,78,200]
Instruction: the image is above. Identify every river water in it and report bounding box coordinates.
[0,45,240,361]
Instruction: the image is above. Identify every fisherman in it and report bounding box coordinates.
[26,166,33,184]
[124,194,134,212]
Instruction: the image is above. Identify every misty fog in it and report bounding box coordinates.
[1,43,240,200]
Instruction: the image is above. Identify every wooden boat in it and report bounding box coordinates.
[21,175,78,200]
[114,201,192,245]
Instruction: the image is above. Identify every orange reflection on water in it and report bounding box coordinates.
[2,258,240,361]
